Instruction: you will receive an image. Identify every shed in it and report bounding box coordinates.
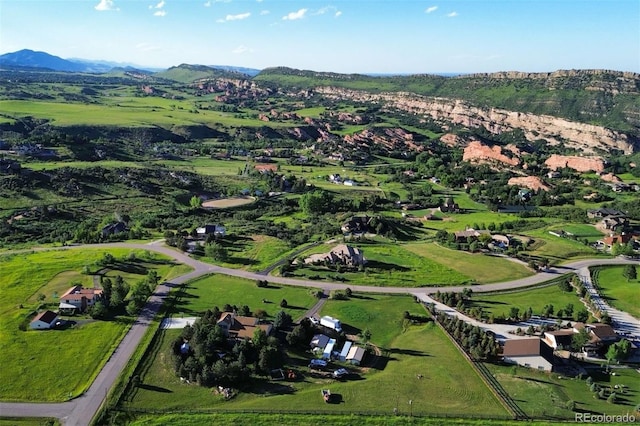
[30,310,59,330]
[346,345,365,365]
[322,338,336,360]
[339,341,353,362]
[310,334,330,350]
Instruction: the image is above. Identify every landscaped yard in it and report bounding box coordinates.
[403,242,533,284]
[591,266,640,319]
[484,362,640,419]
[127,293,507,418]
[285,241,473,287]
[0,248,190,402]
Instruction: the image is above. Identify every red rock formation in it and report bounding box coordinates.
[544,155,606,172]
[462,141,520,167]
[507,176,550,192]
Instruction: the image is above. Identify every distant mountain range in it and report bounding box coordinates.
[0,49,262,76]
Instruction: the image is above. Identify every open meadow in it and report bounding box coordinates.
[127,291,508,418]
[468,279,589,321]
[484,363,640,419]
[0,248,190,402]
[591,266,640,319]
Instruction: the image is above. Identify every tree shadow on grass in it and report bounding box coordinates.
[366,260,410,272]
[242,379,296,396]
[138,384,172,393]
[109,261,148,275]
[226,256,258,266]
[387,348,431,357]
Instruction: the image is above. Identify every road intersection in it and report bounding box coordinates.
[1,242,638,425]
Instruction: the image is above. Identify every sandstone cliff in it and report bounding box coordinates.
[462,140,520,167]
[507,176,550,192]
[315,87,635,154]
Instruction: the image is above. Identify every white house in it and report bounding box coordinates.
[196,224,226,238]
[30,310,59,330]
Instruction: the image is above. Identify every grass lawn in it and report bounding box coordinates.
[469,281,588,321]
[216,235,293,272]
[285,242,472,287]
[484,363,640,419]
[128,294,507,418]
[169,274,316,318]
[127,413,591,426]
[591,266,640,319]
[403,242,533,284]
[521,229,602,263]
[0,248,190,402]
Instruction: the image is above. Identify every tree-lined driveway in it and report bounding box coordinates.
[1,243,638,425]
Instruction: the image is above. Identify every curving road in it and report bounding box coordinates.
[1,242,638,425]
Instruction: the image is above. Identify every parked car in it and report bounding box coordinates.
[333,368,349,378]
[308,317,319,325]
[309,359,327,369]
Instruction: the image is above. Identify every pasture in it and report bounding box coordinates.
[484,363,640,419]
[0,248,189,402]
[128,293,507,418]
[591,266,640,319]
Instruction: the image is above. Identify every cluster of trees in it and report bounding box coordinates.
[171,306,287,387]
[435,311,499,361]
[90,269,160,318]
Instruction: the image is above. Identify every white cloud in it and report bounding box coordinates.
[425,6,438,14]
[233,45,253,54]
[335,10,342,17]
[283,8,307,20]
[95,0,118,11]
[260,10,270,15]
[204,1,211,6]
[226,12,251,21]
[447,11,458,17]
[155,0,165,8]
[154,10,166,16]
[136,42,161,52]
[315,6,341,17]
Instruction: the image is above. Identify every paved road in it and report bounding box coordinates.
[1,243,638,424]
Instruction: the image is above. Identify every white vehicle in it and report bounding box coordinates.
[320,316,342,332]
[308,317,319,325]
[333,368,349,378]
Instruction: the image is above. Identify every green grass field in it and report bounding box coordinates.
[403,242,533,284]
[286,242,473,287]
[0,248,189,402]
[521,229,603,262]
[469,281,588,321]
[128,293,507,418]
[170,274,316,318]
[591,266,640,319]
[484,363,640,419]
[127,412,598,426]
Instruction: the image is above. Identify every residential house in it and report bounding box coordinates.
[542,329,576,350]
[600,215,629,232]
[491,234,511,248]
[439,197,460,213]
[216,312,272,340]
[502,338,555,372]
[30,310,59,330]
[101,221,127,238]
[254,164,278,174]
[310,334,330,353]
[453,228,491,242]
[341,216,373,234]
[196,224,226,238]
[59,285,104,313]
[304,244,366,267]
[346,345,366,365]
[598,234,633,251]
[587,324,619,346]
[587,208,625,219]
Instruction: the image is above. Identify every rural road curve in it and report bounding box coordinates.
[1,242,638,425]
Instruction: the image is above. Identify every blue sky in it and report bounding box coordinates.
[1,0,638,73]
